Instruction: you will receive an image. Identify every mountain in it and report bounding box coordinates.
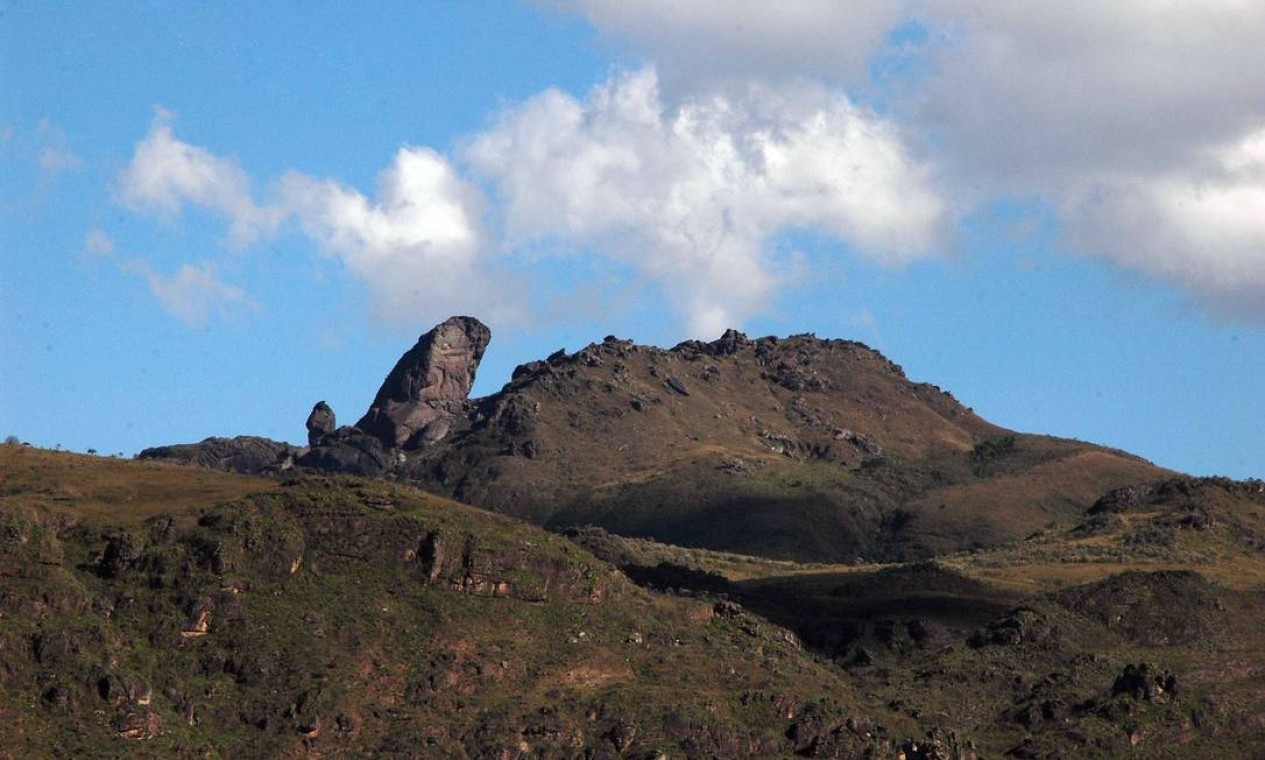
[397,321,1166,562]
[142,317,1165,564]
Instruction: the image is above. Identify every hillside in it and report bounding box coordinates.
[6,445,1264,757]
[398,326,1165,562]
[0,445,911,758]
[569,475,1265,758]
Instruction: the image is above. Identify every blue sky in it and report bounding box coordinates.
[2,1,1262,479]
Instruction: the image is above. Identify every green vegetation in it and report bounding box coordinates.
[3,442,1263,757]
[0,446,888,757]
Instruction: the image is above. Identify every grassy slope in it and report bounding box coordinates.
[0,444,277,523]
[570,477,1265,759]
[1,446,907,758]
[6,446,1261,757]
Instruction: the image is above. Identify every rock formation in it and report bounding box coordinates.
[355,316,491,449]
[295,425,393,477]
[305,401,336,446]
[136,436,296,474]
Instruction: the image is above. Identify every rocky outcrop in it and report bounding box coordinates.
[134,317,492,477]
[355,316,491,449]
[296,426,393,477]
[137,436,296,474]
[1111,663,1179,702]
[305,401,336,446]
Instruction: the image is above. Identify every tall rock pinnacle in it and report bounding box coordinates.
[305,401,336,446]
[355,316,492,449]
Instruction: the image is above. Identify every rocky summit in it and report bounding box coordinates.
[396,322,1162,563]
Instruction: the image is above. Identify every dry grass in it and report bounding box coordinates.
[0,443,277,523]
[952,557,1265,593]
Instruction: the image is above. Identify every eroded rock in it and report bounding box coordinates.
[306,401,336,446]
[356,316,491,449]
[137,436,296,474]
[297,426,393,477]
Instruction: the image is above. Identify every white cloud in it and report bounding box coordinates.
[551,1,1265,321]
[465,68,944,335]
[115,116,512,329]
[916,2,1265,190]
[83,229,115,257]
[116,82,942,336]
[543,0,908,90]
[1065,127,1265,319]
[916,2,1265,319]
[278,146,510,325]
[123,260,258,328]
[118,109,280,245]
[117,3,1265,330]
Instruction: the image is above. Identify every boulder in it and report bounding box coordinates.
[356,316,491,449]
[296,426,393,477]
[707,328,750,356]
[136,436,296,474]
[305,401,336,446]
[1111,663,1178,702]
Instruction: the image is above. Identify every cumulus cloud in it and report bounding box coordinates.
[117,1,1265,330]
[916,2,1265,319]
[122,260,258,328]
[465,68,944,335]
[1065,127,1265,319]
[115,116,510,328]
[551,1,1265,321]
[916,2,1265,189]
[278,146,509,325]
[118,109,281,245]
[116,83,942,335]
[543,0,908,90]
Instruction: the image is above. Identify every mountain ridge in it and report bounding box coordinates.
[139,317,1168,563]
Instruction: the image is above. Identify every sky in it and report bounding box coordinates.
[1,1,1262,479]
